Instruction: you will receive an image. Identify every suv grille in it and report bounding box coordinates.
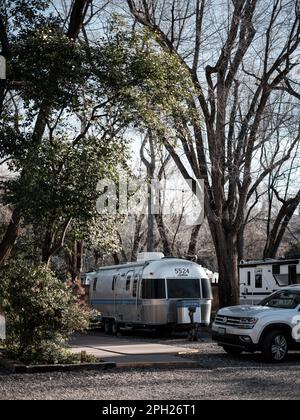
[215,315,243,327]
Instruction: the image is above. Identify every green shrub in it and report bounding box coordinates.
[0,262,91,364]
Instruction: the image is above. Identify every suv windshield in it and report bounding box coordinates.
[260,291,300,309]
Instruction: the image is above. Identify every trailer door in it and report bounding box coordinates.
[255,268,273,298]
[113,272,122,320]
[133,270,142,322]
[289,265,297,285]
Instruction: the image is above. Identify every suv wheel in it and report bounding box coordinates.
[262,330,289,363]
[222,345,243,356]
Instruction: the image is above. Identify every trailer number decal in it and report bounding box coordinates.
[175,268,190,277]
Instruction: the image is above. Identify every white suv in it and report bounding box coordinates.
[212,286,300,362]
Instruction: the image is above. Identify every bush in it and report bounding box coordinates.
[0,262,91,364]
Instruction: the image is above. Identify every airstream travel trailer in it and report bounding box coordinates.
[84,253,213,334]
[239,257,300,305]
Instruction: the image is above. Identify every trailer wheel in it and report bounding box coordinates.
[104,319,112,335]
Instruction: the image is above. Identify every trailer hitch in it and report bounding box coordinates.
[188,306,199,342]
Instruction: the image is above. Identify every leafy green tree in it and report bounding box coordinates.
[0,0,93,266]
[2,134,125,270]
[0,3,128,270]
[0,261,90,364]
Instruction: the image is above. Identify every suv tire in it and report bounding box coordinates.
[261,330,289,363]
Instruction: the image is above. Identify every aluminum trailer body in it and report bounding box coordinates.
[85,255,213,332]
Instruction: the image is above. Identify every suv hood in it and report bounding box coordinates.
[218,305,274,318]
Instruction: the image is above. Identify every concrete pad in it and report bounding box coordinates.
[95,344,198,356]
[69,333,200,369]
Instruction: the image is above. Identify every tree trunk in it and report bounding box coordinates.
[187,224,201,257]
[237,225,245,262]
[147,187,154,252]
[155,213,172,256]
[147,134,155,252]
[264,191,300,258]
[211,225,240,308]
[112,252,120,265]
[0,210,22,267]
[75,240,84,281]
[131,215,144,261]
[41,228,55,266]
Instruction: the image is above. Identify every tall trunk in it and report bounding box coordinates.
[131,215,144,261]
[75,240,84,281]
[155,213,172,256]
[41,229,55,266]
[187,224,201,257]
[0,210,22,266]
[0,79,6,117]
[147,134,155,252]
[112,252,120,265]
[264,192,300,258]
[64,249,74,281]
[147,186,154,252]
[237,224,245,261]
[211,224,240,308]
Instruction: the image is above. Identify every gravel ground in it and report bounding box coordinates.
[1,334,300,400]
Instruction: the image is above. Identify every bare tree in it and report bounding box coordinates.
[140,131,156,251]
[126,0,300,306]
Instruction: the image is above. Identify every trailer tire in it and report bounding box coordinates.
[104,319,112,335]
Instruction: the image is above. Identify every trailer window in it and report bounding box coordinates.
[93,278,98,292]
[247,272,251,286]
[272,265,280,275]
[273,275,289,286]
[132,278,138,297]
[141,279,166,299]
[255,273,262,288]
[289,265,297,285]
[112,275,117,291]
[126,271,133,291]
[167,279,201,299]
[201,278,213,299]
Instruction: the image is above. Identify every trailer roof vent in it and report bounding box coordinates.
[137,252,165,262]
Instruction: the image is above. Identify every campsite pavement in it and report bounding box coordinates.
[1,331,300,400]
